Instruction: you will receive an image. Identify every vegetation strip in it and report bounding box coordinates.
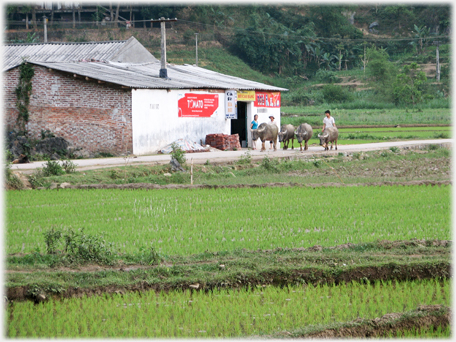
[6,262,450,303]
[67,180,451,190]
[278,305,450,338]
[6,239,450,302]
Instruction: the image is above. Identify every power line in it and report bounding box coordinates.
[170,19,451,44]
[6,17,450,44]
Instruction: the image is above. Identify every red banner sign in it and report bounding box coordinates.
[178,93,219,117]
[254,91,281,108]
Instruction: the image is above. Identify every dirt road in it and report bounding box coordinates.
[10,139,452,173]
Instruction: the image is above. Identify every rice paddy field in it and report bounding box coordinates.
[281,107,451,126]
[5,182,452,338]
[7,279,450,338]
[6,185,451,256]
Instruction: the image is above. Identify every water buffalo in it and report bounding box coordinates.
[294,123,313,151]
[252,123,278,152]
[318,127,338,151]
[278,124,295,150]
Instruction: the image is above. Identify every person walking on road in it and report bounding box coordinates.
[322,110,336,132]
[268,115,278,149]
[250,114,259,150]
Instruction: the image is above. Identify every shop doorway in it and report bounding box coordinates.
[231,101,247,147]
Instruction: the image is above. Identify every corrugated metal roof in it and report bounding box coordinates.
[3,37,158,71]
[4,36,287,91]
[28,60,288,91]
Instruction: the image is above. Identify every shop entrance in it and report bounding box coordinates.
[230,101,247,147]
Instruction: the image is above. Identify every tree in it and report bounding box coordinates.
[410,24,430,55]
[366,47,396,83]
[234,13,304,76]
[392,62,427,105]
[307,5,360,38]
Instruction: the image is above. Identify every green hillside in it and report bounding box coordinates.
[5,4,451,113]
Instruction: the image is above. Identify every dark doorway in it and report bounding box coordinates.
[231,101,247,146]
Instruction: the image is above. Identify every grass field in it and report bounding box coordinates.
[276,126,451,149]
[281,108,452,127]
[6,185,451,256]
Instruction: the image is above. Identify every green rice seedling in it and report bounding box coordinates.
[6,186,451,256]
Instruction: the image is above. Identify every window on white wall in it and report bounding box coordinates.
[150,104,159,110]
[257,108,268,113]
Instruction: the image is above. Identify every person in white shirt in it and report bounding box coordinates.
[268,115,278,149]
[322,110,336,132]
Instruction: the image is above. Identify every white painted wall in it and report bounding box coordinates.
[132,89,230,155]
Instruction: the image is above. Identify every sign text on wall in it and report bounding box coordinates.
[225,90,237,119]
[237,90,255,102]
[254,91,281,108]
[178,93,219,117]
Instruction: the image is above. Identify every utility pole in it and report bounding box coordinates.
[433,40,441,82]
[195,33,198,66]
[150,17,177,79]
[43,15,48,43]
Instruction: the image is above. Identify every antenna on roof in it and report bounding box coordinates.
[150,17,177,79]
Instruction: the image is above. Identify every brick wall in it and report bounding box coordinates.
[4,65,133,154]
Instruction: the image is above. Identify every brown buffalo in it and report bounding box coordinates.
[278,124,295,150]
[294,123,313,151]
[252,123,279,152]
[318,127,338,151]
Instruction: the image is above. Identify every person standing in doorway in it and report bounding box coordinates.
[268,115,278,149]
[250,114,259,150]
[322,110,336,132]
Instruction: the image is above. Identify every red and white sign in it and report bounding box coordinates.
[178,93,219,117]
[254,91,281,108]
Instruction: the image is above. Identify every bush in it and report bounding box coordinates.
[260,156,279,172]
[237,150,252,164]
[43,228,62,254]
[5,150,14,162]
[322,84,353,103]
[171,143,186,165]
[389,146,400,153]
[5,162,24,189]
[27,169,50,189]
[42,159,65,176]
[43,228,115,265]
[61,159,77,173]
[315,69,341,83]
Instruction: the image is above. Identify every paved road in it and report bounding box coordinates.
[10,139,452,173]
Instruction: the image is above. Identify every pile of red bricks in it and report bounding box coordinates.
[205,133,242,151]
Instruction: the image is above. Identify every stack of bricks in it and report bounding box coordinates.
[205,133,242,151]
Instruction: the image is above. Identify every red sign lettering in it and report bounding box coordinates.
[178,93,219,117]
